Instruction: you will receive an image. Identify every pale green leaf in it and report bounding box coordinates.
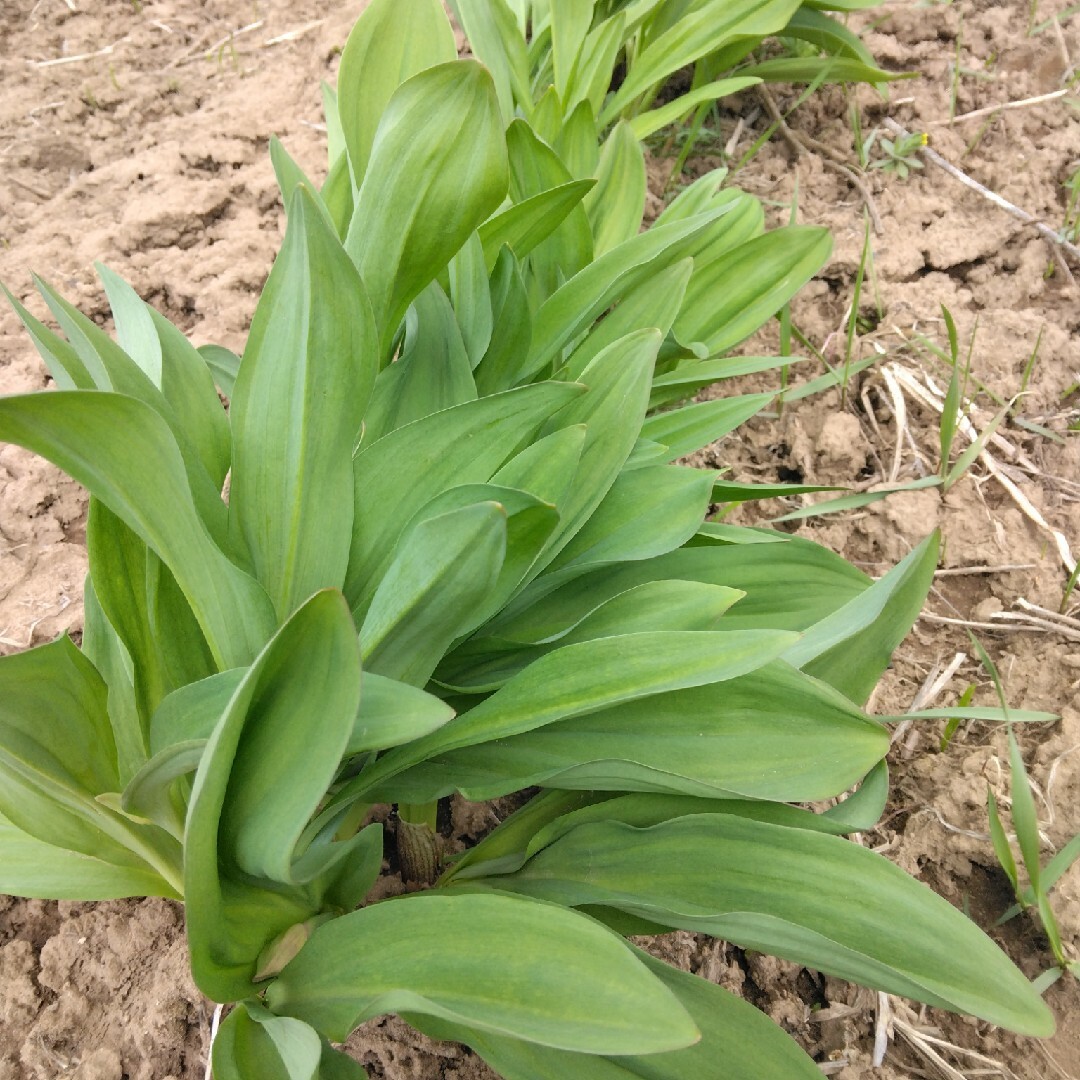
[336,0,457,184]
[490,813,1055,1035]
[360,503,507,686]
[231,185,378,622]
[266,892,698,1054]
[346,61,508,356]
[584,121,646,256]
[0,392,274,668]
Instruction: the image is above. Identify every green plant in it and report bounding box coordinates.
[866,129,927,179]
[1061,162,1080,244]
[450,0,902,197]
[0,2,1056,1077]
[975,641,1080,986]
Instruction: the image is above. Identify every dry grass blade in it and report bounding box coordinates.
[894,1013,1020,1080]
[927,89,1070,126]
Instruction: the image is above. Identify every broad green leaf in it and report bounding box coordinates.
[556,100,601,179]
[492,533,868,643]
[346,61,509,356]
[0,808,177,900]
[82,577,145,787]
[122,738,204,835]
[648,354,794,408]
[490,424,587,509]
[231,185,378,622]
[146,664,451,759]
[144,550,216,690]
[505,120,594,304]
[34,277,232,549]
[218,592,362,884]
[600,0,801,123]
[477,181,596,271]
[629,77,761,139]
[453,0,533,122]
[559,259,693,382]
[321,82,346,168]
[531,85,566,147]
[529,330,662,578]
[336,0,457,183]
[584,121,646,256]
[739,55,907,84]
[199,343,241,397]
[149,307,232,488]
[0,391,275,668]
[360,503,507,686]
[212,1002,324,1080]
[563,12,627,117]
[403,483,560,631]
[87,498,166,734]
[321,153,355,240]
[0,635,183,894]
[347,674,456,755]
[95,262,160,383]
[449,232,494,368]
[783,7,881,67]
[417,946,822,1079]
[390,655,884,803]
[270,136,322,217]
[346,629,798,803]
[490,813,1055,1036]
[361,282,477,443]
[474,248,535,394]
[345,382,583,618]
[150,669,245,754]
[185,591,361,1001]
[526,209,727,376]
[640,392,774,461]
[437,580,742,693]
[789,532,939,702]
[266,892,699,1054]
[673,226,832,355]
[3,284,92,389]
[545,464,714,576]
[550,0,592,101]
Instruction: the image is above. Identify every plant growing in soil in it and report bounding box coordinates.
[0,2,1056,1077]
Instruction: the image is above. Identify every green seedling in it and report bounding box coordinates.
[0,2,1057,1077]
[866,130,927,179]
[1061,164,1080,244]
[974,639,1080,986]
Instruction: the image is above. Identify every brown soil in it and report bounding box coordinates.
[1,1,1078,1078]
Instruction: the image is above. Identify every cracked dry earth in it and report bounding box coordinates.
[1,1,1079,1078]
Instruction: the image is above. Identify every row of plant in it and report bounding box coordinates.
[0,1,1057,1077]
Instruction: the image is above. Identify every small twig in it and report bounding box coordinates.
[979,449,1076,574]
[934,564,1036,576]
[30,44,115,68]
[927,88,1069,126]
[263,19,325,47]
[9,176,54,200]
[878,364,910,483]
[1014,597,1080,630]
[723,116,746,159]
[884,117,1080,263]
[919,612,1049,634]
[991,610,1080,642]
[171,20,264,67]
[204,1002,223,1080]
[873,993,891,1068]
